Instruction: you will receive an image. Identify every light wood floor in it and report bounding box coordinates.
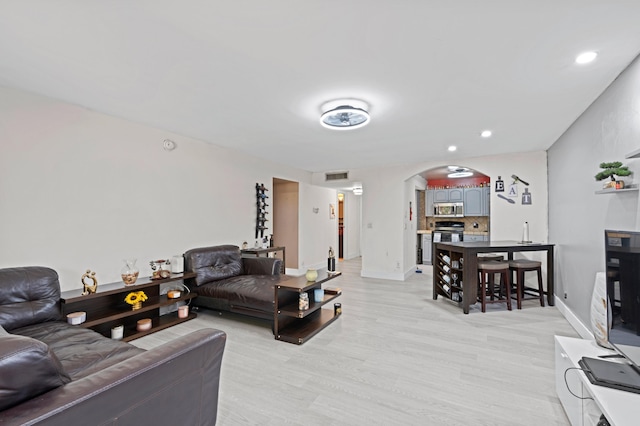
[133,257,579,425]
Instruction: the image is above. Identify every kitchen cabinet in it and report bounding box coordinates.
[425,189,434,216]
[463,188,482,216]
[449,188,463,202]
[463,187,490,217]
[422,234,432,265]
[433,189,449,203]
[431,188,464,203]
[482,186,490,216]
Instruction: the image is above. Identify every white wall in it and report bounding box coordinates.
[2,84,552,290]
[296,183,339,274]
[0,86,331,291]
[548,55,640,329]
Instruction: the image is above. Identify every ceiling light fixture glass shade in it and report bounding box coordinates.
[447,167,473,178]
[320,105,370,130]
[448,172,473,178]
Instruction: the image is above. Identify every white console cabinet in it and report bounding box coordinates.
[555,336,640,426]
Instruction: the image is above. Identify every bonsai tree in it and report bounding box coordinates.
[595,161,632,182]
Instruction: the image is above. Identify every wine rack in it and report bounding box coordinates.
[255,183,269,239]
[434,249,464,303]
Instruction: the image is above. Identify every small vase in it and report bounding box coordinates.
[121,259,139,285]
[305,269,318,282]
[131,302,142,311]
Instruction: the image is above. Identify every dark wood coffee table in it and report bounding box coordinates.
[274,270,342,344]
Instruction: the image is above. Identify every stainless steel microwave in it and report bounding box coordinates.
[433,202,464,217]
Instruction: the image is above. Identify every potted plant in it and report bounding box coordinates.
[595,161,632,189]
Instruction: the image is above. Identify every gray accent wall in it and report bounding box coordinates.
[548,54,640,327]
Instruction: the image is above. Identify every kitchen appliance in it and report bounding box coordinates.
[433,202,464,217]
[433,221,465,242]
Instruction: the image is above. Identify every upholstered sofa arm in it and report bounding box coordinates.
[242,257,282,276]
[0,328,227,426]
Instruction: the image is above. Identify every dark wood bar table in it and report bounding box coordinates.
[432,240,555,314]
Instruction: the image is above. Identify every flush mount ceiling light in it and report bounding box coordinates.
[320,100,370,130]
[576,51,598,64]
[448,146,457,152]
[480,130,492,138]
[448,167,473,178]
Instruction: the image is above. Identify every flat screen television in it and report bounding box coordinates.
[604,229,640,369]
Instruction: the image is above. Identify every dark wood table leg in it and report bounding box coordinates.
[547,246,554,306]
[462,249,476,314]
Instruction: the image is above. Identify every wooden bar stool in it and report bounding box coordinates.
[477,254,504,293]
[477,254,504,262]
[509,259,544,309]
[477,261,512,312]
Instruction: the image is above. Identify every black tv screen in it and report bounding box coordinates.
[605,229,640,369]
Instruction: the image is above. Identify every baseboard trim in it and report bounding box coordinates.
[555,296,593,339]
[360,268,404,281]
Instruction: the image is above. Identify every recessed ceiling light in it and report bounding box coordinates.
[480,130,492,138]
[448,146,457,152]
[576,51,597,64]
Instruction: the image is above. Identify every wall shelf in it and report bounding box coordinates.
[625,148,640,159]
[594,184,638,194]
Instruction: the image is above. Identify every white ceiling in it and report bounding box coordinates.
[2,1,640,175]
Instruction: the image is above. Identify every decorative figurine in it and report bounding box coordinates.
[328,246,336,272]
[81,269,98,295]
[150,259,171,279]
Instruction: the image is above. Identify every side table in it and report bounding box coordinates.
[274,270,342,344]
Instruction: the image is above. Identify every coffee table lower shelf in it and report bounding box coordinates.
[275,309,341,345]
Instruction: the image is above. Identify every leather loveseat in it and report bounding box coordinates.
[184,245,295,321]
[0,266,226,426]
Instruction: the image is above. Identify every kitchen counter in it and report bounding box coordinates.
[418,230,489,235]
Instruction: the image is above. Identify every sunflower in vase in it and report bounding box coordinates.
[125,291,148,311]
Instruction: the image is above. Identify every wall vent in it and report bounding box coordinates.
[325,171,349,181]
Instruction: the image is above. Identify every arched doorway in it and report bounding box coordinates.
[416,165,491,265]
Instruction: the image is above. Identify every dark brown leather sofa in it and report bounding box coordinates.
[184,245,295,321]
[0,266,226,426]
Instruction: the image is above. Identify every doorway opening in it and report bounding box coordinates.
[338,192,344,259]
[273,178,299,271]
[414,165,491,267]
